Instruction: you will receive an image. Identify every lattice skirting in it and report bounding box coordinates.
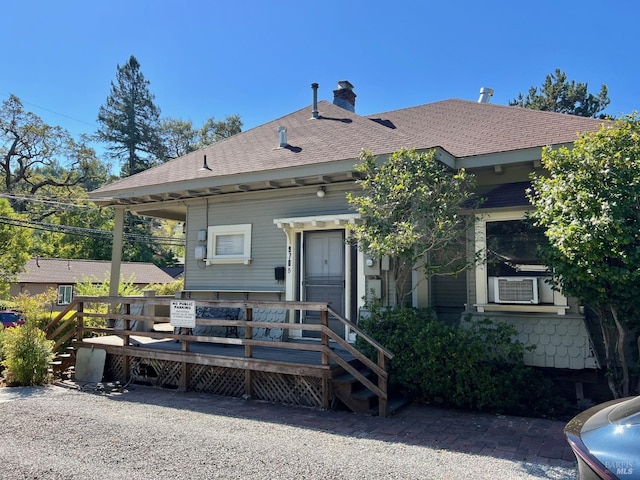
[189,364,245,397]
[105,354,324,408]
[105,355,181,388]
[253,371,323,407]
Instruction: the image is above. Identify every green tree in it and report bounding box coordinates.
[96,55,163,176]
[198,114,242,147]
[0,198,32,297]
[510,68,610,118]
[528,116,640,398]
[31,198,115,261]
[159,118,198,159]
[347,148,477,303]
[159,114,242,160]
[120,213,181,267]
[0,95,103,211]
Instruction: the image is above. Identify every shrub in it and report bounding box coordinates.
[1,319,54,386]
[12,290,58,330]
[146,279,184,296]
[0,328,6,368]
[357,303,562,416]
[73,275,143,328]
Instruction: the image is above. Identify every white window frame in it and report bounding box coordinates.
[474,211,568,315]
[206,224,252,265]
[58,284,73,305]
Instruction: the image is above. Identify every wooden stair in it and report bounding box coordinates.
[332,361,409,416]
[49,345,76,379]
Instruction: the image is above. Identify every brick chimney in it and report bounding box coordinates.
[333,80,356,112]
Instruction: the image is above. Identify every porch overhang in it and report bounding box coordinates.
[273,213,362,231]
[89,165,366,221]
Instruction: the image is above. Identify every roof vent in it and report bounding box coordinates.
[278,126,288,147]
[478,87,494,103]
[333,80,356,112]
[311,83,319,119]
[200,155,211,171]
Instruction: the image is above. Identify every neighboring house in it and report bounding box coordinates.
[12,258,176,309]
[160,266,184,279]
[89,81,606,375]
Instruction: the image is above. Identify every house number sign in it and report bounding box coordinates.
[170,300,196,328]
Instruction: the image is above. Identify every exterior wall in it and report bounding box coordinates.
[10,283,54,298]
[184,184,357,292]
[466,313,598,370]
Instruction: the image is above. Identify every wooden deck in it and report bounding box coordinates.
[84,333,355,367]
[46,296,394,416]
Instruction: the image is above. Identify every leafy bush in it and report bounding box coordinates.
[358,304,562,416]
[12,289,58,330]
[1,319,54,386]
[73,275,143,328]
[74,274,143,298]
[0,328,6,368]
[146,279,184,296]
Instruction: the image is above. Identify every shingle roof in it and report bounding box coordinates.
[369,99,606,158]
[17,258,176,285]
[90,98,606,197]
[91,101,406,195]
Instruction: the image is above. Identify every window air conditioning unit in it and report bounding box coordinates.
[494,277,539,304]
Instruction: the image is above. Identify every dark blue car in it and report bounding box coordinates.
[565,395,640,479]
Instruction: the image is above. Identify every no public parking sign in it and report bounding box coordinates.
[170,300,196,328]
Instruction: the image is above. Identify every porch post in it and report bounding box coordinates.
[108,207,129,379]
[109,206,125,297]
[474,218,488,307]
[244,307,254,398]
[321,307,330,409]
[377,350,388,418]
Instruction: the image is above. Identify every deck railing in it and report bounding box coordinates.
[44,295,394,417]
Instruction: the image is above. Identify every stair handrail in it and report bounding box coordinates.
[326,307,394,417]
[44,300,78,335]
[328,308,393,360]
[44,300,80,350]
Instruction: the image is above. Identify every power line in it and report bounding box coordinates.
[0,194,180,229]
[0,216,185,247]
[0,92,98,129]
[0,193,94,209]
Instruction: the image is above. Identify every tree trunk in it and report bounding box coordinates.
[596,306,621,398]
[610,305,630,398]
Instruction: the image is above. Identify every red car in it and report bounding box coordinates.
[0,310,25,329]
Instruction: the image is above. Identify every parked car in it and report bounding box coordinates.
[565,395,640,479]
[0,310,24,329]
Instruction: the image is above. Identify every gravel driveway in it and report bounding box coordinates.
[0,385,576,479]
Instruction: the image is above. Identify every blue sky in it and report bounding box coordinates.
[2,0,638,153]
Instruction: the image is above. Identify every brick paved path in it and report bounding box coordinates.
[115,386,576,470]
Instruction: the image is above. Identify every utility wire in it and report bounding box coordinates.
[0,216,185,247]
[0,193,95,209]
[0,193,182,229]
[0,92,98,129]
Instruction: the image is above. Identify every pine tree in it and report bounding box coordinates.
[510,68,610,118]
[96,55,163,176]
